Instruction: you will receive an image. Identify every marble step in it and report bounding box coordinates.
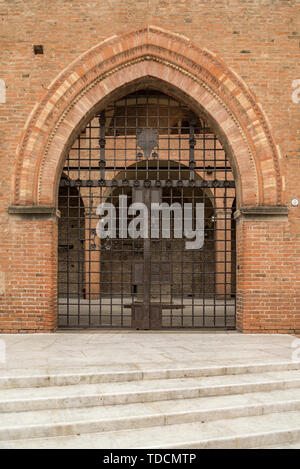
[257,441,300,449]
[1,410,300,449]
[1,369,300,412]
[0,388,300,440]
[1,361,299,389]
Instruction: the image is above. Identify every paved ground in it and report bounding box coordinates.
[0,332,298,377]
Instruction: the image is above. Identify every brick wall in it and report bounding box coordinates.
[0,215,58,333]
[0,0,299,332]
[236,216,296,333]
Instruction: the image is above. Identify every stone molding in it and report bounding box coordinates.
[8,205,61,219]
[234,206,288,221]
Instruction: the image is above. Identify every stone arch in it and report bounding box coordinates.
[13,25,284,208]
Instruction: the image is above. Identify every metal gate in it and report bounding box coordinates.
[58,89,236,329]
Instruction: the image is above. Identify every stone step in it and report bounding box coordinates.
[1,361,299,389]
[0,388,300,440]
[1,369,300,412]
[1,411,300,449]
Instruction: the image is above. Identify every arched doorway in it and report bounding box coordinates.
[58,89,236,329]
[10,26,286,334]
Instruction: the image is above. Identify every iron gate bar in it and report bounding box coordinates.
[58,89,236,329]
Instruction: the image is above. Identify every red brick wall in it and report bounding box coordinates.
[0,0,299,333]
[236,217,296,333]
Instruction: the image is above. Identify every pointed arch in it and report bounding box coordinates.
[13,25,284,207]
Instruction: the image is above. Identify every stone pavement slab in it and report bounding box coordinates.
[0,332,297,377]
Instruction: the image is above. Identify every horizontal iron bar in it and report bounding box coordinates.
[58,326,236,330]
[63,166,231,171]
[59,179,235,188]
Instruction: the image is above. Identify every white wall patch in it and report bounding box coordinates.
[292,79,300,104]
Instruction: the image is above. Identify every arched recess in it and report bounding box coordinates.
[13,25,284,208]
